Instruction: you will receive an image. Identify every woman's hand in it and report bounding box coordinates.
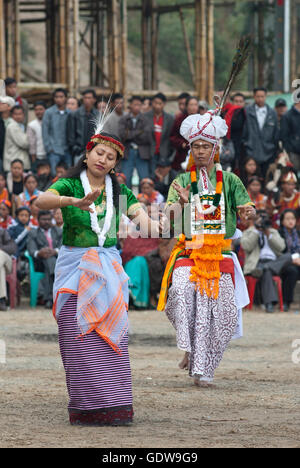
[71,189,102,213]
[172,181,191,206]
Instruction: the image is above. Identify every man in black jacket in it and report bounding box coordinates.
[280,100,300,175]
[144,93,175,178]
[27,210,62,308]
[243,88,279,177]
[67,89,99,164]
[0,228,17,311]
[118,96,152,188]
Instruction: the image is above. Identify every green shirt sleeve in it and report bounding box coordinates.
[120,184,141,218]
[47,178,74,197]
[229,173,254,209]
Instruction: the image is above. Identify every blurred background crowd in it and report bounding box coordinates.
[0,77,299,312]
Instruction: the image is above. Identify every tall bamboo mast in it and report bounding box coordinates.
[142,0,151,89]
[207,0,215,105]
[179,7,195,88]
[0,0,6,77]
[59,0,67,84]
[200,0,207,100]
[6,0,14,77]
[112,0,120,91]
[13,0,21,82]
[73,0,79,90]
[121,0,128,98]
[290,0,297,80]
[151,0,158,89]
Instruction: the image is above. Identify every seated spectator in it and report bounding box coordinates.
[116,172,127,186]
[52,162,68,183]
[267,169,300,228]
[0,200,16,229]
[0,226,17,311]
[265,150,291,194]
[27,101,47,169]
[3,106,30,172]
[154,163,177,200]
[36,160,53,191]
[0,172,9,202]
[137,178,164,206]
[66,96,79,113]
[29,195,39,228]
[53,208,63,228]
[6,159,25,198]
[239,157,261,187]
[27,210,62,308]
[8,206,31,258]
[279,209,300,311]
[247,177,267,210]
[241,210,299,313]
[17,174,41,208]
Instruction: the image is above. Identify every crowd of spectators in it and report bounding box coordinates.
[0,77,299,312]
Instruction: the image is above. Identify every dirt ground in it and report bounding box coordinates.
[0,301,300,449]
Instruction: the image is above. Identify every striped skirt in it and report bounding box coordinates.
[57,294,133,426]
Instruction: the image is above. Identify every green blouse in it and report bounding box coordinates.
[167,167,253,239]
[48,177,141,248]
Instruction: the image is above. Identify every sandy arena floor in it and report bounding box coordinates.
[0,301,300,448]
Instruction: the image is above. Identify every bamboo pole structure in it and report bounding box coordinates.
[112,0,120,92]
[96,0,105,87]
[142,0,151,89]
[107,1,114,89]
[179,7,195,88]
[0,0,6,77]
[53,0,60,82]
[257,0,264,87]
[6,0,14,77]
[59,0,67,84]
[13,0,21,82]
[290,0,297,80]
[73,0,80,90]
[121,0,128,99]
[207,0,215,105]
[200,0,208,100]
[151,0,158,90]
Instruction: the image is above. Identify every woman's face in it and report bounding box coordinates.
[86,143,118,178]
[142,183,153,196]
[245,159,257,175]
[25,176,37,194]
[30,200,39,217]
[0,204,9,219]
[248,180,261,195]
[282,212,296,230]
[0,176,6,190]
[187,98,199,115]
[282,182,296,197]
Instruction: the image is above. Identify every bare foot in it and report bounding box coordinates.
[194,378,216,389]
[178,352,189,370]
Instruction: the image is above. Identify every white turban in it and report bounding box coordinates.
[180,112,228,145]
[0,96,15,108]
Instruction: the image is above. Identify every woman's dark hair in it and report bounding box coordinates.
[186,96,198,108]
[240,157,261,186]
[24,173,38,185]
[66,133,121,209]
[247,176,262,189]
[280,209,297,226]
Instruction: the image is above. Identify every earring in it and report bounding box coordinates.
[84,159,87,163]
[110,168,116,174]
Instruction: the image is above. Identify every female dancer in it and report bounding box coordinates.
[36,126,166,426]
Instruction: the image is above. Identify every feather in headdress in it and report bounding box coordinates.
[90,94,120,136]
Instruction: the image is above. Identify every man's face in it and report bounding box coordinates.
[39,215,52,231]
[282,182,296,197]
[254,91,267,107]
[187,99,199,115]
[37,164,51,177]
[11,162,23,178]
[12,109,24,124]
[56,166,67,179]
[54,92,67,108]
[152,98,165,115]
[66,97,79,112]
[0,204,9,219]
[83,93,96,111]
[34,105,45,120]
[6,83,17,97]
[130,99,142,115]
[276,106,287,119]
[178,98,187,114]
[191,139,214,168]
[113,98,124,115]
[233,95,246,107]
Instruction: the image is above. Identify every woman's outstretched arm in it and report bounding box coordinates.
[36,189,102,213]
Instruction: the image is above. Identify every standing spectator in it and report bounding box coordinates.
[0,173,9,202]
[97,96,108,114]
[0,226,16,310]
[8,206,31,258]
[198,100,209,115]
[66,96,79,113]
[280,98,300,176]
[141,97,152,113]
[67,89,99,164]
[42,88,71,175]
[144,92,175,177]
[176,92,190,116]
[279,209,300,311]
[102,93,125,139]
[170,96,199,171]
[27,210,62,308]
[27,101,47,167]
[36,160,53,192]
[119,96,152,188]
[4,77,29,125]
[243,88,279,177]
[17,174,41,208]
[0,95,15,128]
[3,106,30,172]
[274,98,288,126]
[0,200,16,229]
[224,93,247,169]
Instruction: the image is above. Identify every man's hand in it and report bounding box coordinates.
[37,247,54,259]
[237,205,256,222]
[172,181,191,206]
